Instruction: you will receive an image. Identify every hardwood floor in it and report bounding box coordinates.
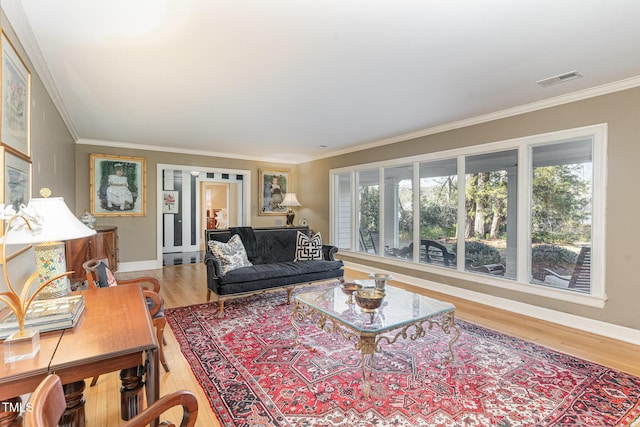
[83,263,640,426]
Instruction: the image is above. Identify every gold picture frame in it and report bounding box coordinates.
[1,31,31,157]
[90,154,146,216]
[258,169,289,215]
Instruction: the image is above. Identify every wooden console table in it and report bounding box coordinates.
[66,225,119,284]
[0,285,158,426]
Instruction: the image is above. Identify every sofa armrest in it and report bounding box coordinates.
[204,252,222,294]
[322,245,339,261]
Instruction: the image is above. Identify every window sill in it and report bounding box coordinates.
[338,250,607,309]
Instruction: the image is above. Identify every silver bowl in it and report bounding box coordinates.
[354,288,385,312]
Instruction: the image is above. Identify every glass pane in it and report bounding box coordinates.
[383,165,413,259]
[356,169,379,254]
[531,139,592,293]
[334,173,351,250]
[463,150,517,278]
[418,159,457,268]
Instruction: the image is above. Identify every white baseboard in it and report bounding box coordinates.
[118,260,162,273]
[345,261,640,346]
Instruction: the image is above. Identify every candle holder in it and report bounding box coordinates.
[368,273,393,291]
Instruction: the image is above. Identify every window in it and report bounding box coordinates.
[464,150,517,279]
[530,139,592,292]
[418,159,457,268]
[356,169,379,254]
[383,165,413,260]
[330,124,606,305]
[333,172,351,250]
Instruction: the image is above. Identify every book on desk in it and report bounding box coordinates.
[0,294,86,339]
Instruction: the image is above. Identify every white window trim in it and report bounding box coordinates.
[330,123,607,308]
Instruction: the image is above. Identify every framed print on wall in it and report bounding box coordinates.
[162,190,179,214]
[1,32,31,157]
[90,153,146,216]
[258,169,289,215]
[0,146,31,211]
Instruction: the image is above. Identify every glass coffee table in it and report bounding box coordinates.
[290,281,460,397]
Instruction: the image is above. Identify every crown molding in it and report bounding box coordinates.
[76,138,294,164]
[313,75,640,163]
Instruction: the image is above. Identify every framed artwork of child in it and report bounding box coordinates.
[258,169,289,215]
[90,154,146,216]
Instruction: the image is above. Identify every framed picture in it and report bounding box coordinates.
[90,154,146,216]
[162,190,179,214]
[1,32,31,157]
[0,146,31,211]
[258,169,289,215]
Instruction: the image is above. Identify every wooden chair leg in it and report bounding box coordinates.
[206,289,211,301]
[90,376,99,387]
[154,318,170,372]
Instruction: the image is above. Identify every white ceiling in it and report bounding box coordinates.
[5,0,640,163]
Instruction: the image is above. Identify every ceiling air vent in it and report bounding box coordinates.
[536,70,583,87]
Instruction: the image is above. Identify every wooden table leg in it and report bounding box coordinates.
[145,348,160,427]
[120,366,144,421]
[0,397,23,427]
[60,380,86,427]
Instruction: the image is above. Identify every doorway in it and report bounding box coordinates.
[156,164,251,267]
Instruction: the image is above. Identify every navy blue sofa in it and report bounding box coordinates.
[204,226,343,316]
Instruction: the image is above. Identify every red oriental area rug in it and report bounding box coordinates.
[166,287,640,426]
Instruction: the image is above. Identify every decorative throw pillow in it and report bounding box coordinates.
[208,234,253,275]
[95,261,118,287]
[295,231,324,261]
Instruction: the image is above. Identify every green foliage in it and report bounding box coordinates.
[419,176,457,239]
[531,244,577,278]
[532,165,590,244]
[452,240,502,266]
[358,185,379,232]
[466,241,502,265]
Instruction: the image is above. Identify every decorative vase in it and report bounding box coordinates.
[79,210,96,229]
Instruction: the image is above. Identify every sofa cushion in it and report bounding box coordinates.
[208,234,253,275]
[219,260,343,285]
[295,231,323,261]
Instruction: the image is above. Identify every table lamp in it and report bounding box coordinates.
[0,189,96,362]
[280,193,301,226]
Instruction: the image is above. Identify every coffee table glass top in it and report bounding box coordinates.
[293,281,455,334]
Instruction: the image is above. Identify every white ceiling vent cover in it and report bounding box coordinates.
[536,70,583,87]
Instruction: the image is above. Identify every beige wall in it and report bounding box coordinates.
[301,87,640,329]
[73,144,299,262]
[0,12,77,205]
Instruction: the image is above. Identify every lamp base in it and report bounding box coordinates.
[4,329,40,363]
[35,241,70,300]
[286,209,295,226]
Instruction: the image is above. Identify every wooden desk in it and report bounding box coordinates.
[0,285,159,425]
[0,331,63,400]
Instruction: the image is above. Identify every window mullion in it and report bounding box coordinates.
[456,155,466,271]
[517,144,531,283]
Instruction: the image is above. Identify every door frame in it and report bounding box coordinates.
[156,164,252,266]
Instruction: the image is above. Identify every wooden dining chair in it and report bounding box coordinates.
[82,258,170,386]
[25,374,198,427]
